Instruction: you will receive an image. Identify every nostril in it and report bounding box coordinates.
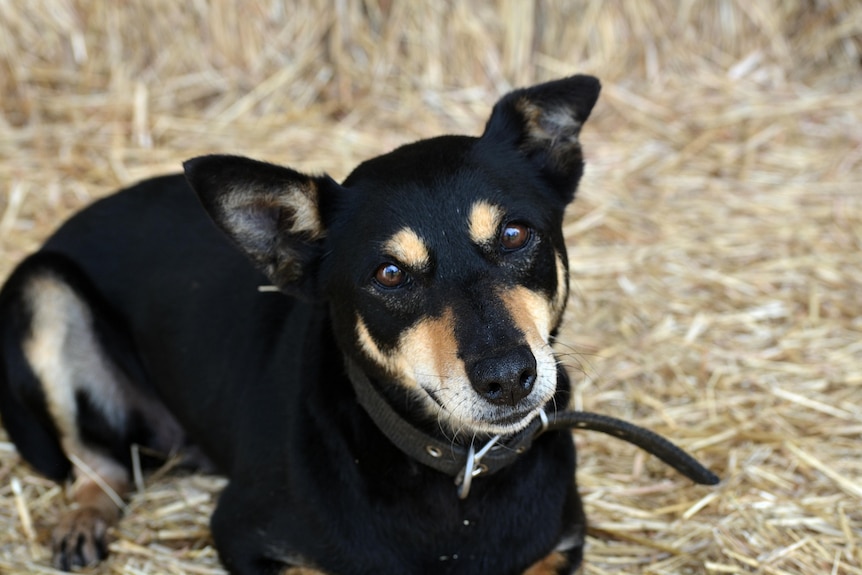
[519,368,536,391]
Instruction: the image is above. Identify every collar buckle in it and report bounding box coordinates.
[455,434,502,499]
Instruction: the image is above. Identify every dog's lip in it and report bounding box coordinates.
[478,407,543,435]
[422,386,547,434]
[424,388,536,424]
[424,387,447,409]
[490,409,535,426]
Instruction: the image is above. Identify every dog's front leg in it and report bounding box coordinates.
[211,482,330,575]
[523,483,585,575]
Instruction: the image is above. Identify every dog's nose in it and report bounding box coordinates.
[469,347,537,406]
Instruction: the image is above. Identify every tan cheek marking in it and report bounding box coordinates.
[382,227,430,270]
[356,311,465,394]
[552,251,569,326]
[522,551,567,575]
[399,307,461,382]
[468,200,503,246]
[356,316,405,381]
[500,286,553,344]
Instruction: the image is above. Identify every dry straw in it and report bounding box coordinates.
[1,1,860,573]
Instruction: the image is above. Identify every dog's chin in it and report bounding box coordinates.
[420,380,556,437]
[441,404,546,437]
[474,407,544,435]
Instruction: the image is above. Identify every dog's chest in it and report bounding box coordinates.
[273,430,578,575]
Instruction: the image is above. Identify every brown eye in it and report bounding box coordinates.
[374,263,407,288]
[500,223,530,251]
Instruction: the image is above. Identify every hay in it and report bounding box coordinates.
[1,1,860,573]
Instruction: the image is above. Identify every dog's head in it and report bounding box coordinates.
[185,76,600,437]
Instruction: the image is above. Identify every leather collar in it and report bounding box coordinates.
[347,360,541,479]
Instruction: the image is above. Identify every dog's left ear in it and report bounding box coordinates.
[481,75,601,202]
[184,154,337,294]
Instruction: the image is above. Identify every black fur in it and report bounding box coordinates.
[0,76,601,574]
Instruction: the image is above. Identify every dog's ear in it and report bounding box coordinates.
[480,75,601,202]
[184,154,337,293]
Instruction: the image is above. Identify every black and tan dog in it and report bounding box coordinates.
[0,75,652,574]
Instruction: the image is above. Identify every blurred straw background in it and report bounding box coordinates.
[0,1,860,573]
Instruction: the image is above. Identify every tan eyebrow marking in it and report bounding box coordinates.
[468,200,504,246]
[382,227,430,270]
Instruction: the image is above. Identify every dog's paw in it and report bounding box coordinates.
[50,507,111,571]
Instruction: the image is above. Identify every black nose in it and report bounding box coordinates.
[468,346,537,406]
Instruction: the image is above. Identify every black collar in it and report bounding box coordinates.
[346,361,719,498]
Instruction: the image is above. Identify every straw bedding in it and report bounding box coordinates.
[0,1,859,573]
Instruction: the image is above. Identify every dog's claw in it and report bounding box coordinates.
[51,507,110,571]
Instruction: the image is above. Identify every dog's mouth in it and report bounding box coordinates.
[424,385,552,436]
[480,403,550,435]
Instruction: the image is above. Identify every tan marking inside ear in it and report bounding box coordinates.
[515,98,584,172]
[516,98,583,146]
[382,227,430,270]
[221,181,324,239]
[468,200,504,246]
[522,551,567,575]
[284,184,322,236]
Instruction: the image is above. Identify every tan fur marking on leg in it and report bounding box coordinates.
[382,227,430,270]
[523,551,568,575]
[468,200,503,247]
[24,276,128,438]
[22,275,132,537]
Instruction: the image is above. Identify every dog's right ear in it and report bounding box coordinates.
[184,154,337,293]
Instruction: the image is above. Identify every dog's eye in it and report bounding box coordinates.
[374,263,408,288]
[500,223,531,251]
